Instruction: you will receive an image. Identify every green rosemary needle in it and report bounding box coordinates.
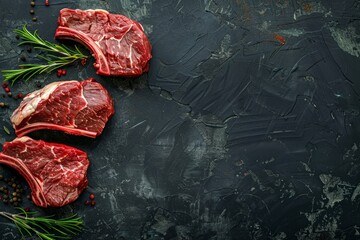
[1,24,88,84]
[0,208,83,240]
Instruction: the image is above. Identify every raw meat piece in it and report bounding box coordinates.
[0,137,89,207]
[55,8,152,77]
[11,78,114,138]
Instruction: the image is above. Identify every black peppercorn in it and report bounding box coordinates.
[30,1,35,7]
[30,9,35,14]
[32,17,37,22]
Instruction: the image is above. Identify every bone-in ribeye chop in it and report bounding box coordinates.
[0,137,89,207]
[11,78,114,138]
[55,8,152,77]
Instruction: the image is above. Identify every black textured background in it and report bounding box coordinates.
[0,0,360,239]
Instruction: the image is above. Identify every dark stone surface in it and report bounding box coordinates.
[0,0,360,239]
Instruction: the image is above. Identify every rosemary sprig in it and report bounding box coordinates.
[2,61,69,84]
[0,208,83,240]
[14,24,85,57]
[1,25,88,84]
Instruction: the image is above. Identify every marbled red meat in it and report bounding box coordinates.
[55,8,152,77]
[11,78,114,138]
[0,137,89,207]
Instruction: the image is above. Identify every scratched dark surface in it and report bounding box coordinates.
[0,0,360,239]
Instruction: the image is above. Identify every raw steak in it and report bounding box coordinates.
[11,78,114,138]
[55,8,152,77]
[0,137,89,207]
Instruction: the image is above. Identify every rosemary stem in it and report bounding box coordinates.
[0,211,14,221]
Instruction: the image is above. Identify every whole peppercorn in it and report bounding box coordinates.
[30,9,35,15]
[57,69,62,77]
[89,193,95,200]
[32,17,37,22]
[91,201,96,206]
[81,58,87,66]
[30,1,35,7]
